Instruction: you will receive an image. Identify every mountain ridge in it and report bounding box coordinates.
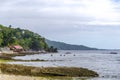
[45,39,98,50]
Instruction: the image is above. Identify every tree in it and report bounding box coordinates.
[0,32,3,46]
[47,46,58,52]
[30,38,41,51]
[9,25,12,28]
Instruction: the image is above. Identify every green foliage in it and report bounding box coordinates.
[30,38,41,51]
[0,32,3,46]
[47,46,58,52]
[0,24,49,51]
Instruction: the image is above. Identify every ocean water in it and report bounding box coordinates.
[9,50,120,80]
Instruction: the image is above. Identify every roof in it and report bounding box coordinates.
[10,45,23,49]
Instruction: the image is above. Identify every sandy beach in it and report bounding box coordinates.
[0,74,47,80]
[0,74,83,80]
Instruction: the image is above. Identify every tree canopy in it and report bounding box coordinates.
[0,24,50,51]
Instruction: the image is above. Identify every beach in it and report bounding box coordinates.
[7,50,120,80]
[1,50,120,80]
[0,74,36,80]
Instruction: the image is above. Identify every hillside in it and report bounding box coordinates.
[0,24,97,51]
[45,39,98,50]
[0,24,48,51]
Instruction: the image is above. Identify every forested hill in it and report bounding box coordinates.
[0,24,97,51]
[45,39,98,50]
[0,24,49,51]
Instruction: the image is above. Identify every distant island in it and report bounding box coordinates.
[45,39,98,50]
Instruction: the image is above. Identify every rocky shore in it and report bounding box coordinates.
[0,51,99,78]
[0,64,99,77]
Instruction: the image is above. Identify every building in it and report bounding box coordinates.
[9,45,23,52]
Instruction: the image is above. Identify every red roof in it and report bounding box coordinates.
[11,45,23,49]
[14,45,22,49]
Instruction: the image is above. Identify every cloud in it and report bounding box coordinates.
[1,0,120,24]
[0,0,120,48]
[0,0,120,26]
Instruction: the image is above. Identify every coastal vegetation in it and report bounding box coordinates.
[0,64,99,77]
[0,24,57,52]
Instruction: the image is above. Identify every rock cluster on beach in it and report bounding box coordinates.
[0,64,99,77]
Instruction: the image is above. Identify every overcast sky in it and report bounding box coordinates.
[0,0,120,49]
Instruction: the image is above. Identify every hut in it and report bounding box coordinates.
[9,45,23,52]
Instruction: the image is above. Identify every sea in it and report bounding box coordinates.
[8,50,120,80]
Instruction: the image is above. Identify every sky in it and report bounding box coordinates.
[0,0,120,49]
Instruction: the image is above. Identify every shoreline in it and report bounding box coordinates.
[0,51,57,62]
[0,51,47,60]
[0,51,99,78]
[0,74,90,80]
[0,74,45,80]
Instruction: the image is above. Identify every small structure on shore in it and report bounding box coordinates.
[9,45,23,52]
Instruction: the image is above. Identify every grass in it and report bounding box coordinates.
[0,55,13,60]
[0,64,99,77]
[0,59,12,63]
